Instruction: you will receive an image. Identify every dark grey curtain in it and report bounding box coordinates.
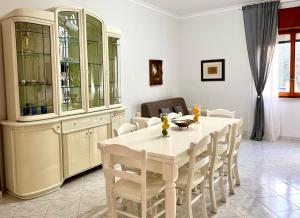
[242,1,280,141]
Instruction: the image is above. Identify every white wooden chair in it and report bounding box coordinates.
[208,125,231,213]
[146,117,161,127]
[176,135,211,218]
[207,109,236,119]
[100,144,166,218]
[227,119,243,194]
[113,123,138,137]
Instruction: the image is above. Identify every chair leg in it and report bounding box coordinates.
[185,189,193,218]
[234,160,240,186]
[219,166,226,202]
[200,182,208,218]
[228,161,235,194]
[111,195,118,218]
[141,200,147,218]
[208,177,217,213]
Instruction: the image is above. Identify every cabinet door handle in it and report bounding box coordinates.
[53,125,61,134]
[86,132,89,136]
[89,132,93,135]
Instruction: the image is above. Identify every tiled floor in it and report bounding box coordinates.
[1,138,300,217]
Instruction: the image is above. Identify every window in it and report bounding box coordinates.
[278,31,300,97]
[278,6,300,98]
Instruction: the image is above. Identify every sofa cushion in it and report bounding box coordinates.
[160,107,171,114]
[141,97,189,118]
[173,105,183,113]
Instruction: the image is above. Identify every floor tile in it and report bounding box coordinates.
[266,182,300,196]
[282,194,300,208]
[258,196,299,213]
[277,210,300,218]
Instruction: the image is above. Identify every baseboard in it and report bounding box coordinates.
[279,136,300,141]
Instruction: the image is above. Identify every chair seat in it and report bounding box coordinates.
[176,167,205,190]
[113,175,165,202]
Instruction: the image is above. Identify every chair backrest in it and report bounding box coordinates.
[228,119,243,160]
[146,117,161,127]
[100,144,147,203]
[207,109,236,118]
[113,123,138,137]
[187,135,211,189]
[209,125,231,172]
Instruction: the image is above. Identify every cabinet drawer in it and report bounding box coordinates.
[62,114,110,133]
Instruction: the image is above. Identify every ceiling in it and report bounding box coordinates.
[133,0,296,17]
[136,0,255,16]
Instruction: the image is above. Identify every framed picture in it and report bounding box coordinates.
[201,59,225,81]
[149,59,163,86]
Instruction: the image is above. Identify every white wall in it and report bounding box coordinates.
[279,99,300,138]
[179,9,300,138]
[178,10,252,130]
[0,0,181,121]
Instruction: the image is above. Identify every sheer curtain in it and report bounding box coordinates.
[248,44,281,141]
[263,45,281,141]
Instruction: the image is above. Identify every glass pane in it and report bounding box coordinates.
[15,22,54,116]
[58,11,82,111]
[108,37,121,105]
[278,34,291,93]
[86,15,104,108]
[295,33,300,93]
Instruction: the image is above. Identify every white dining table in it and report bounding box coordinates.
[98,115,240,218]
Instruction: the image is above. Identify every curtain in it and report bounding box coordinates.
[263,45,281,141]
[242,1,280,141]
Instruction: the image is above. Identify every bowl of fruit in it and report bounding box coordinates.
[171,119,194,128]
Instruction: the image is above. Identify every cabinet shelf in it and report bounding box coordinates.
[87,39,102,43]
[61,86,81,88]
[15,29,48,35]
[60,60,80,64]
[17,52,51,56]
[19,82,52,86]
[88,63,102,66]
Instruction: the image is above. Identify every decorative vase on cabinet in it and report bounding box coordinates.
[2,9,58,121]
[107,26,122,108]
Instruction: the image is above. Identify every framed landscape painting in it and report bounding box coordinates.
[149,59,163,86]
[201,59,225,81]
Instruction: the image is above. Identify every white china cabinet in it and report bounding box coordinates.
[1,8,125,199]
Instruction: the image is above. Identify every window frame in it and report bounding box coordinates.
[278,29,300,98]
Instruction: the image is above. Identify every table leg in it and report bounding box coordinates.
[163,162,178,218]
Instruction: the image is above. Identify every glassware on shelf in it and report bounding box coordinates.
[16,22,54,117]
[58,11,82,112]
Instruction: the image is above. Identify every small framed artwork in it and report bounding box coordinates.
[201,59,225,81]
[149,59,163,86]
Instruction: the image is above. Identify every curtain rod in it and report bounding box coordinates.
[242,0,279,7]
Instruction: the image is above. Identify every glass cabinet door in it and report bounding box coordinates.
[108,36,121,105]
[15,22,54,117]
[86,15,105,109]
[58,11,83,112]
